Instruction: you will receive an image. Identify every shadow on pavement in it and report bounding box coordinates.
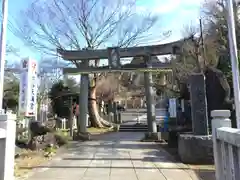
[74,143,161,150]
[194,169,215,180]
[19,165,192,170]
[151,142,216,180]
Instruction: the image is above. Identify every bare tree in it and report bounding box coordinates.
[167,16,223,95]
[96,73,126,101]
[12,0,158,54]
[12,0,161,128]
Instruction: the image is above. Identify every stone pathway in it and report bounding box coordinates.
[23,132,215,180]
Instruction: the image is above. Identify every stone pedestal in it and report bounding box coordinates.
[167,126,192,148]
[0,113,16,180]
[113,124,120,132]
[73,131,91,141]
[178,133,213,164]
[144,132,159,141]
[158,132,169,141]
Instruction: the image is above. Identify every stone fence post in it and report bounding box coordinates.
[0,113,17,180]
[211,110,231,180]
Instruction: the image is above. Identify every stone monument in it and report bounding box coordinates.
[178,66,233,128]
[189,74,208,135]
[178,73,213,164]
[178,66,233,163]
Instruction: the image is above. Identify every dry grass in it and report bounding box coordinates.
[87,127,113,134]
[188,164,215,170]
[60,127,113,135]
[14,128,112,178]
[14,150,51,178]
[14,129,70,178]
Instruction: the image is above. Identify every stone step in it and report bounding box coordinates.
[119,124,161,132]
[119,124,148,132]
[119,128,148,132]
[120,124,161,128]
[120,124,148,128]
[119,128,148,131]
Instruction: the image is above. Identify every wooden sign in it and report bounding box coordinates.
[107,47,121,69]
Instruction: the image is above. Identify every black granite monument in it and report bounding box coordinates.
[189,74,209,135]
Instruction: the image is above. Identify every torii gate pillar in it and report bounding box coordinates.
[144,55,158,139]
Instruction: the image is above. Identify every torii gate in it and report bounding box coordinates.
[57,38,186,139]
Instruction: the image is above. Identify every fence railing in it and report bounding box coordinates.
[0,113,16,180]
[211,110,240,180]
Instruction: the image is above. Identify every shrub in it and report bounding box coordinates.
[54,130,69,146]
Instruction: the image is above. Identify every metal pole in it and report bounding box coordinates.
[0,0,8,110]
[226,0,240,129]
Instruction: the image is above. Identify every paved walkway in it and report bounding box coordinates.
[24,132,215,180]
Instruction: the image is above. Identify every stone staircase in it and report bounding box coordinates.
[118,109,167,132]
[119,123,160,132]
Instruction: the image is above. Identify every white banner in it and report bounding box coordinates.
[18,69,28,114]
[18,58,38,117]
[168,98,177,118]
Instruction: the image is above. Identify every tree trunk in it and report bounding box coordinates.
[88,85,112,128]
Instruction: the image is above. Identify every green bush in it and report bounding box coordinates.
[54,130,69,146]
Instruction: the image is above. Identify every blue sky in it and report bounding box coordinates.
[6,0,38,61]
[135,0,204,42]
[4,0,204,63]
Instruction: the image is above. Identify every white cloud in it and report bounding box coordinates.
[136,0,205,14]
[137,1,181,14]
[133,0,206,46]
